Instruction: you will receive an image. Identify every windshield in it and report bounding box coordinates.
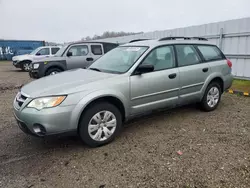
[54,44,68,56]
[89,46,148,74]
[29,47,41,55]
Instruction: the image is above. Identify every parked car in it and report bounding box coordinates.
[13,37,233,147]
[29,41,119,78]
[12,46,61,71]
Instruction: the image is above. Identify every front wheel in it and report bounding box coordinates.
[45,68,62,76]
[200,82,222,112]
[21,62,30,72]
[78,102,122,147]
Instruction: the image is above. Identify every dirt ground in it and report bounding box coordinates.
[0,61,249,188]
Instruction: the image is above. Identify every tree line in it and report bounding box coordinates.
[82,31,143,41]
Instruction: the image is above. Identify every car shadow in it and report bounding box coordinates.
[4,69,26,72]
[1,103,201,164]
[29,103,200,150]
[0,103,202,177]
[124,103,199,128]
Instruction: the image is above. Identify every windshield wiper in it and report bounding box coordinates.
[88,67,101,72]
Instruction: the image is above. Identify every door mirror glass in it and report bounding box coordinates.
[135,64,154,75]
[36,53,41,56]
[67,51,73,57]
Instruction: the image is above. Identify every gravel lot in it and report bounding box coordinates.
[0,61,249,188]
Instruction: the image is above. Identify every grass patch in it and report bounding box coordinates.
[230,79,250,93]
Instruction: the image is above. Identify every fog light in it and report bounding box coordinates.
[33,124,46,136]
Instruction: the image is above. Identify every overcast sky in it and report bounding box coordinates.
[1,0,250,43]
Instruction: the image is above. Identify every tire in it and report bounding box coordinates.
[200,82,222,112]
[45,68,62,76]
[21,61,31,72]
[78,102,122,147]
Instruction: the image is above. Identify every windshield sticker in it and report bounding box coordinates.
[125,47,141,51]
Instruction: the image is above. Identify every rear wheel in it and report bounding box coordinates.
[45,68,62,76]
[78,102,122,147]
[21,61,31,72]
[200,82,222,111]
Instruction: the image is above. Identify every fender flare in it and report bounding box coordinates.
[69,90,129,129]
[200,72,224,99]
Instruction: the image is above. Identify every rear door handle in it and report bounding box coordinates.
[202,68,209,72]
[168,73,177,79]
[86,57,94,61]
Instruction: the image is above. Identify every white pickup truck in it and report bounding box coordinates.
[12,46,61,71]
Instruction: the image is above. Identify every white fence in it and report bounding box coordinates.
[98,17,250,79]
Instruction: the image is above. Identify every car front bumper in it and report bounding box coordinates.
[29,70,40,79]
[13,99,78,137]
[13,61,21,68]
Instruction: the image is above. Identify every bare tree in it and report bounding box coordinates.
[82,31,143,41]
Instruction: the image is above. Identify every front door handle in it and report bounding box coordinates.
[202,68,209,72]
[86,57,94,61]
[168,73,177,79]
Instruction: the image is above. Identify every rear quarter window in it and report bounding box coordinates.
[197,45,224,61]
[91,45,103,55]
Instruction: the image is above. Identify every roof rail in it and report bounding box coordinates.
[129,39,150,43]
[158,37,208,41]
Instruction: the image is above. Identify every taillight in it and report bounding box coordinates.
[227,59,232,68]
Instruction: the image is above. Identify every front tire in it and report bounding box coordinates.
[45,68,62,76]
[78,102,122,147]
[200,82,222,112]
[21,61,30,72]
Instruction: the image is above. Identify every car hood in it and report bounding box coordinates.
[12,54,34,61]
[21,69,117,98]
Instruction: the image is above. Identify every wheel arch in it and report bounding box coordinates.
[199,73,225,101]
[20,59,32,64]
[44,65,65,75]
[208,77,224,92]
[76,94,127,131]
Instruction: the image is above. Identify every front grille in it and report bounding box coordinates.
[16,92,28,108]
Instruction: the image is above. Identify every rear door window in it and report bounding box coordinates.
[91,45,103,55]
[175,45,201,67]
[197,45,224,61]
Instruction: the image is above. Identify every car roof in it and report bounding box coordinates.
[121,38,215,48]
[40,46,61,48]
[68,41,118,45]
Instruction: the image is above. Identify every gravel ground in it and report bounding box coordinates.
[0,61,250,188]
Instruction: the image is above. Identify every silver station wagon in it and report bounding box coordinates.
[13,37,233,147]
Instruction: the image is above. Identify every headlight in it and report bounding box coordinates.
[33,64,39,69]
[27,96,66,110]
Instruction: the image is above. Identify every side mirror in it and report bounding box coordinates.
[135,64,154,75]
[36,53,41,56]
[67,51,73,57]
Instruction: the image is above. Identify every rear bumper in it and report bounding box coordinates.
[223,74,233,91]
